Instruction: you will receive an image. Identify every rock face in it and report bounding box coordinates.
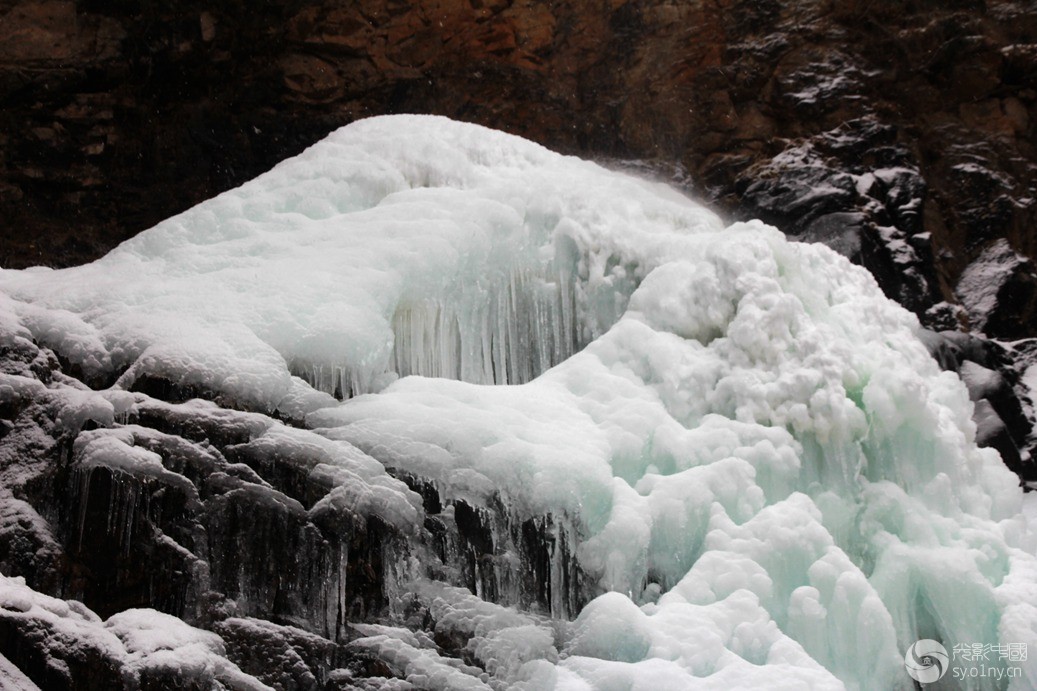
[0,309,576,689]
[2,0,1035,336]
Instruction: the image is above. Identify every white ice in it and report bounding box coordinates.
[1,115,1036,689]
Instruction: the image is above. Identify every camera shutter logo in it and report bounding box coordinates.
[905,639,949,683]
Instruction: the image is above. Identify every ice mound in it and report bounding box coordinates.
[2,115,1037,689]
[313,209,1034,688]
[0,116,720,409]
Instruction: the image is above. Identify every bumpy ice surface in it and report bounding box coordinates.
[2,115,1036,689]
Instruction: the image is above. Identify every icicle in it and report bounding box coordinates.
[291,256,592,398]
[121,483,134,554]
[106,473,118,537]
[387,261,587,390]
[336,542,348,641]
[75,467,92,551]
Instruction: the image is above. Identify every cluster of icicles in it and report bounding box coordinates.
[291,265,588,398]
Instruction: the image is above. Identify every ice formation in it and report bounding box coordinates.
[2,115,1037,689]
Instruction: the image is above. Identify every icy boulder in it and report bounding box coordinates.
[1,115,1036,689]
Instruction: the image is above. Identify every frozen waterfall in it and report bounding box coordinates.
[1,115,1036,690]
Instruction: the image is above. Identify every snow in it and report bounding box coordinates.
[1,114,1037,689]
[410,578,560,683]
[0,572,270,689]
[0,653,41,691]
[1026,363,1037,439]
[349,623,493,689]
[106,609,273,690]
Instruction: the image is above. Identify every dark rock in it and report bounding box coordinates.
[973,399,1025,475]
[921,329,1036,480]
[741,164,858,234]
[454,500,494,557]
[215,617,341,691]
[0,341,430,686]
[737,119,942,316]
[957,239,1037,339]
[0,611,124,691]
[63,461,203,619]
[0,495,63,597]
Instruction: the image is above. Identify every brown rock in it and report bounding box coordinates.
[1002,96,1030,133]
[200,12,217,43]
[0,1,78,62]
[280,54,345,102]
[959,98,1015,138]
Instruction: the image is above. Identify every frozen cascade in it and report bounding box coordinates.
[1,115,1037,689]
[391,265,582,387]
[0,114,660,407]
[290,262,586,396]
